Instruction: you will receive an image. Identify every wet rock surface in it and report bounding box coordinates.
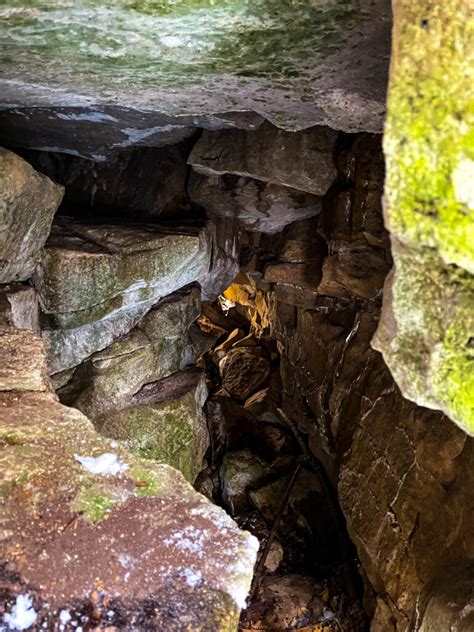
[0,327,258,630]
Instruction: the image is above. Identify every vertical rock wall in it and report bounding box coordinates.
[373,0,474,434]
[219,133,473,631]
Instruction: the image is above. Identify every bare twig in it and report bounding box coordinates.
[250,457,306,599]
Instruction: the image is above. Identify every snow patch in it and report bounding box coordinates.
[59,611,71,625]
[74,453,128,475]
[117,553,135,568]
[3,595,37,630]
[182,568,202,588]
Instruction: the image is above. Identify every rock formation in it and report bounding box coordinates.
[1,2,473,630]
[0,325,258,629]
[372,0,474,435]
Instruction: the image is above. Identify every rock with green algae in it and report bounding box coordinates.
[372,0,474,435]
[35,219,213,373]
[0,329,258,630]
[220,449,272,515]
[0,0,391,160]
[0,148,64,283]
[96,370,209,484]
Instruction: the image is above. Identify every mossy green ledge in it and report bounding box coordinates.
[373,0,474,434]
[0,328,258,629]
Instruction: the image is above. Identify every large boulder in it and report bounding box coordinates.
[372,0,474,434]
[35,218,233,373]
[188,123,338,196]
[0,148,63,283]
[0,1,390,160]
[60,287,201,420]
[96,370,209,484]
[0,327,258,629]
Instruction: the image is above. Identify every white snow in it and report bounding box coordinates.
[117,553,135,568]
[182,568,202,588]
[59,610,71,625]
[74,453,128,475]
[3,595,37,630]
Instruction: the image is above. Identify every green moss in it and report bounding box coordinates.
[381,0,474,433]
[0,471,28,498]
[128,464,166,496]
[97,395,203,482]
[1,431,26,446]
[72,486,118,523]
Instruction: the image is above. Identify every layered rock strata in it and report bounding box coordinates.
[35,218,235,373]
[215,133,473,630]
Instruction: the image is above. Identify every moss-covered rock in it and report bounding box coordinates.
[0,328,258,629]
[96,370,209,483]
[373,0,474,434]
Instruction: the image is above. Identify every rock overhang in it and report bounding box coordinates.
[0,0,391,158]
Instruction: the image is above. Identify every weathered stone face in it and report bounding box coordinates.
[35,219,218,373]
[0,148,64,283]
[189,123,338,195]
[189,172,322,234]
[0,0,390,156]
[373,0,474,435]
[0,283,39,332]
[96,370,210,484]
[59,287,201,419]
[231,133,474,630]
[0,327,258,629]
[0,326,50,392]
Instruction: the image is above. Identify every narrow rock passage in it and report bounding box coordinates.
[193,283,368,632]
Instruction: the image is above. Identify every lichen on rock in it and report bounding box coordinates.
[373,0,474,434]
